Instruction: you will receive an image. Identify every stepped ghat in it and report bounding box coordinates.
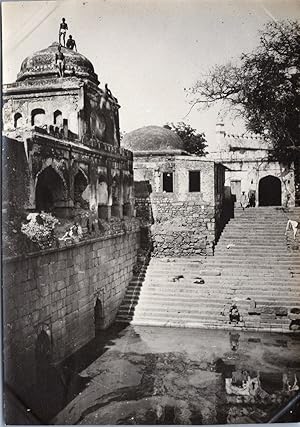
[116,206,300,332]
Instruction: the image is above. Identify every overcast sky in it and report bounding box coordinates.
[2,0,300,149]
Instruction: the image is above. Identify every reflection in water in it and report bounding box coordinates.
[5,323,128,423]
[7,325,300,424]
[53,326,300,425]
[229,332,240,351]
[225,370,260,396]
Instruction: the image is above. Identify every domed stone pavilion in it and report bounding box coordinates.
[2,33,141,398]
[4,41,120,145]
[122,125,227,256]
[3,40,135,222]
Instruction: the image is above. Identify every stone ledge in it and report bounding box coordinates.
[3,220,140,264]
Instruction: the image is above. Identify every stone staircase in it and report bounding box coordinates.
[115,207,300,332]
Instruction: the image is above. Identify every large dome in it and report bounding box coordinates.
[122,125,185,154]
[17,42,99,84]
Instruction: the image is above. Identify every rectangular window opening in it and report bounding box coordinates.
[163,172,173,192]
[189,171,201,192]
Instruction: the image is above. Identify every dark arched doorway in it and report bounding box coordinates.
[35,329,52,387]
[35,166,66,214]
[94,298,104,335]
[259,175,282,206]
[74,169,88,209]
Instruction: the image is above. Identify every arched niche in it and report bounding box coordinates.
[35,166,67,214]
[35,325,53,388]
[14,112,24,128]
[104,113,115,145]
[74,169,89,209]
[258,175,282,206]
[31,108,46,127]
[94,298,104,334]
[54,109,63,126]
[90,111,106,140]
[35,329,51,363]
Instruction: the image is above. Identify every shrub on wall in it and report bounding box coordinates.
[21,212,59,249]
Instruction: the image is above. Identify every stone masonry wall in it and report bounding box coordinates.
[134,181,153,225]
[3,226,140,390]
[151,194,216,256]
[132,157,226,257]
[134,181,154,250]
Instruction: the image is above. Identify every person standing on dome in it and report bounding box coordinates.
[55,45,65,77]
[59,18,68,46]
[105,83,113,98]
[66,35,77,52]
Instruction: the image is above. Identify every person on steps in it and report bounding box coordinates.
[285,219,299,239]
[248,190,256,207]
[240,191,248,211]
[229,304,240,323]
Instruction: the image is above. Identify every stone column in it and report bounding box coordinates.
[111,172,122,219]
[215,122,226,154]
[78,85,86,141]
[107,164,112,220]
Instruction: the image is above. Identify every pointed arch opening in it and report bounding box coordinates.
[35,328,52,382]
[31,108,45,127]
[54,110,63,126]
[258,175,282,206]
[94,298,104,335]
[104,113,115,145]
[35,166,67,214]
[74,169,89,209]
[14,112,23,128]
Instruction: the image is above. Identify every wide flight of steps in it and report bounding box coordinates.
[115,207,300,332]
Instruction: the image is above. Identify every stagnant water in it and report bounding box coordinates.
[5,325,300,424]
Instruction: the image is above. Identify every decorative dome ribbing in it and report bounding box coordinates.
[17,42,99,84]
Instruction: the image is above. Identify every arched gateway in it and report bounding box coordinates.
[258,175,282,206]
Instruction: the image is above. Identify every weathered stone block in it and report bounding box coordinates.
[40,285,49,297]
[56,280,65,291]
[274,307,288,317]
